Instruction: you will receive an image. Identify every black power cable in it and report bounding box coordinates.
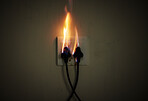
[61,47,83,101]
[66,63,81,101]
[67,47,83,101]
[67,62,80,101]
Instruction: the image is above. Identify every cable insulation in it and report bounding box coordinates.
[66,63,81,101]
[67,62,80,101]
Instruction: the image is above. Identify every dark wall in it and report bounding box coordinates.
[1,0,147,101]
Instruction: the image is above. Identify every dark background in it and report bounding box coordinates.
[1,0,147,101]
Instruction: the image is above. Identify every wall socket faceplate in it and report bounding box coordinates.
[56,37,89,66]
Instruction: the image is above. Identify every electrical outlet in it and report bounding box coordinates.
[56,37,89,66]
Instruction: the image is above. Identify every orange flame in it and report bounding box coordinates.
[62,12,71,53]
[62,5,79,54]
[72,27,79,54]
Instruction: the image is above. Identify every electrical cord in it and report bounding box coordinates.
[61,47,83,101]
[67,62,80,101]
[66,63,81,101]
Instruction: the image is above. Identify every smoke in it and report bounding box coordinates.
[65,0,73,13]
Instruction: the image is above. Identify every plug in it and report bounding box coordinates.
[61,47,71,63]
[73,47,83,63]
